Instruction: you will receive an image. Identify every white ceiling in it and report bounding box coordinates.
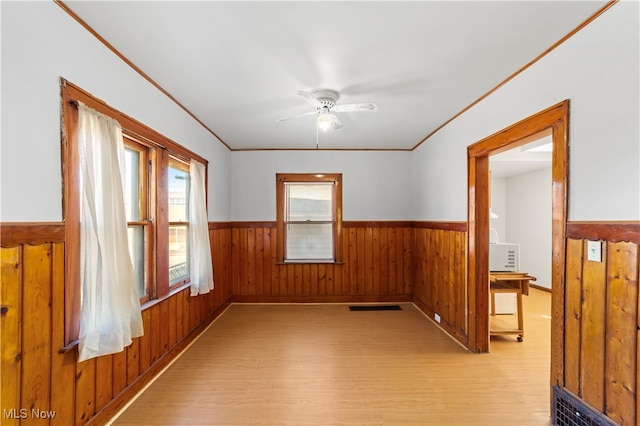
[63,1,607,151]
[490,135,552,179]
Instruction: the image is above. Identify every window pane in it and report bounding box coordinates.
[168,165,189,222]
[127,226,146,297]
[123,148,140,221]
[286,223,333,260]
[169,224,189,284]
[286,183,332,221]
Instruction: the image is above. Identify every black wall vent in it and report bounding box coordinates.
[349,305,402,311]
[552,386,618,426]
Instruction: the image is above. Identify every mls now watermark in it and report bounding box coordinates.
[4,408,57,420]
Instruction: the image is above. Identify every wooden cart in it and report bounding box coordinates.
[489,272,536,342]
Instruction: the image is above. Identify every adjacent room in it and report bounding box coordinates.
[1,1,638,425]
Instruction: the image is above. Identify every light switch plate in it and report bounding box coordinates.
[587,240,602,262]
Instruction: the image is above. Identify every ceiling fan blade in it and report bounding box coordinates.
[332,102,378,113]
[297,90,323,108]
[276,110,317,122]
[331,114,343,130]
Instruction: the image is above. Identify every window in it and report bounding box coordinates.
[122,138,153,302]
[61,79,208,346]
[168,158,190,286]
[276,173,342,263]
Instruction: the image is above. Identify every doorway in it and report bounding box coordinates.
[489,131,552,338]
[466,100,568,392]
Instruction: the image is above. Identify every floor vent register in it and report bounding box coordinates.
[348,305,402,311]
[552,386,618,426]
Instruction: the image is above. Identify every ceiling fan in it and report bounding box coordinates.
[277,89,378,131]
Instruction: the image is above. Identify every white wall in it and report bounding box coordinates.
[506,167,552,289]
[490,175,507,242]
[2,2,638,225]
[412,2,640,221]
[0,2,231,222]
[230,151,412,221]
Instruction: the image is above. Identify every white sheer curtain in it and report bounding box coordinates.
[189,159,214,296]
[77,103,144,362]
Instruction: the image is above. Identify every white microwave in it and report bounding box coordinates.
[490,243,520,272]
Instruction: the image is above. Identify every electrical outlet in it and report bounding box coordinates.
[587,240,602,262]
[434,313,441,323]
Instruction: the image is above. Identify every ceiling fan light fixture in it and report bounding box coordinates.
[278,88,378,132]
[317,109,332,131]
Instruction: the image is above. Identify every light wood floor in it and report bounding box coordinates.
[111,289,551,425]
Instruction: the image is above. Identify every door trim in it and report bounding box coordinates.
[467,100,568,388]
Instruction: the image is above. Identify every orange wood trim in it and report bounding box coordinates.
[566,222,640,244]
[54,2,231,152]
[412,221,467,232]
[411,1,617,151]
[222,221,419,231]
[208,222,234,230]
[218,221,463,229]
[0,223,65,247]
[208,221,466,230]
[334,179,343,263]
[61,80,208,165]
[231,295,412,304]
[275,176,285,263]
[155,150,170,298]
[467,155,490,353]
[275,173,343,263]
[550,110,569,391]
[61,84,82,346]
[467,100,569,364]
[0,220,466,243]
[343,221,413,228]
[276,173,342,183]
[468,100,569,157]
[147,147,158,301]
[231,221,277,229]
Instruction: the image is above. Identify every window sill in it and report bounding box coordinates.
[276,260,344,265]
[59,282,193,355]
[140,281,191,312]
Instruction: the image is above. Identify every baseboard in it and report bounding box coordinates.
[231,294,412,304]
[411,296,469,348]
[88,298,232,426]
[530,283,551,293]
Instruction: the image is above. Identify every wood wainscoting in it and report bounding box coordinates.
[231,221,413,303]
[563,222,640,426]
[0,223,232,426]
[412,222,468,345]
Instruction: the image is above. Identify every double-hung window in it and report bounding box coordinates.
[276,173,342,263]
[168,158,190,286]
[61,79,208,346]
[122,137,153,302]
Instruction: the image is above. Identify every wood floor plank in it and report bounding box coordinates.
[111,290,552,425]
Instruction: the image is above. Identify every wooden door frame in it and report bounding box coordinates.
[467,100,568,387]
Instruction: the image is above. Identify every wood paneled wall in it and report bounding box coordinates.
[563,223,640,426]
[231,222,413,302]
[0,224,232,426]
[412,223,468,345]
[6,219,639,425]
